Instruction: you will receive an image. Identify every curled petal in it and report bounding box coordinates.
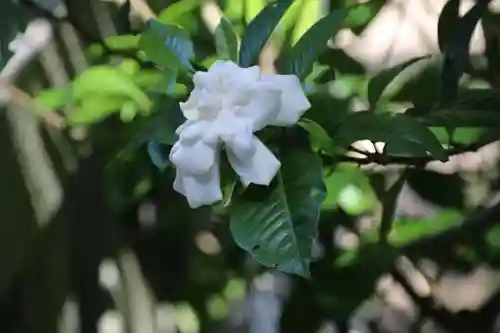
[173,165,222,208]
[177,120,210,144]
[209,60,260,86]
[193,71,219,93]
[169,139,217,175]
[214,111,253,143]
[180,88,221,120]
[234,85,281,131]
[226,136,281,186]
[260,73,311,126]
[179,87,203,120]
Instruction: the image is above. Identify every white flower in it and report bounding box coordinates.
[170,60,311,208]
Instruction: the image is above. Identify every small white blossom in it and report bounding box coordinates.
[170,60,311,208]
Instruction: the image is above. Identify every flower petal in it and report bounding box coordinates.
[169,139,217,175]
[260,73,311,126]
[234,85,281,131]
[177,120,209,144]
[173,164,222,208]
[209,60,260,86]
[226,136,281,186]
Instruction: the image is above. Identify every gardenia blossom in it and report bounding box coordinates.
[170,60,311,208]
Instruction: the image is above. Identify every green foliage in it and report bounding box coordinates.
[229,149,326,278]
[280,8,348,79]
[368,56,431,110]
[379,171,408,243]
[157,0,199,31]
[215,17,239,62]
[238,0,293,67]
[343,0,385,34]
[139,20,194,72]
[16,1,500,330]
[437,0,460,52]
[70,66,152,125]
[34,87,72,111]
[335,112,448,161]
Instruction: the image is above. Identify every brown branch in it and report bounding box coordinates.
[321,136,500,174]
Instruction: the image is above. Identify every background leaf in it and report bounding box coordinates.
[437,0,460,52]
[239,0,293,67]
[440,1,489,105]
[367,56,430,109]
[280,8,347,79]
[215,17,239,62]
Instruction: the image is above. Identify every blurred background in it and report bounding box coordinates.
[2,0,500,332]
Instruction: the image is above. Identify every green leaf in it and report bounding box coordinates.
[280,8,348,80]
[440,1,488,106]
[68,95,130,125]
[120,101,139,122]
[437,0,460,52]
[229,149,326,278]
[118,59,141,76]
[139,20,194,71]
[133,68,179,94]
[387,115,448,161]
[239,0,293,67]
[104,34,140,51]
[298,118,336,155]
[158,0,199,24]
[367,56,431,109]
[291,0,322,44]
[390,210,463,246]
[147,139,171,171]
[34,87,72,111]
[334,112,448,161]
[72,66,151,110]
[215,17,239,62]
[322,164,377,213]
[429,126,487,146]
[244,0,267,23]
[379,170,408,243]
[343,0,385,34]
[123,96,184,153]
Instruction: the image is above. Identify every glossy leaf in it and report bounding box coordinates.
[334,112,448,161]
[379,170,408,243]
[367,56,430,109]
[440,1,488,105]
[229,149,326,278]
[281,8,348,80]
[298,118,336,155]
[437,0,460,52]
[147,139,171,171]
[215,17,239,62]
[124,96,184,153]
[139,20,194,71]
[239,0,293,67]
